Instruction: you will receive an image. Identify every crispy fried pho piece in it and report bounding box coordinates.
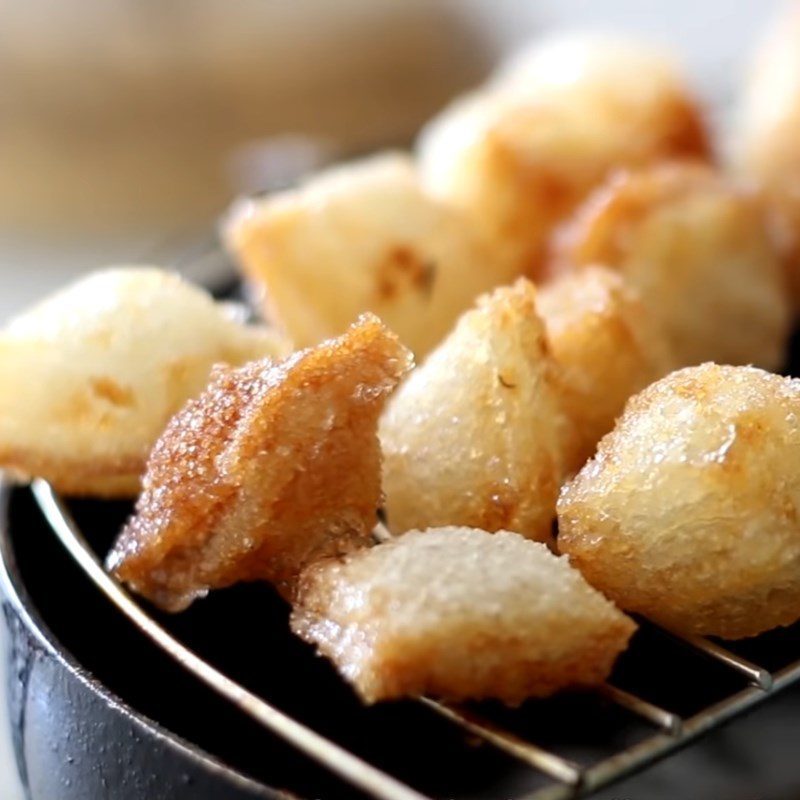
[224,153,512,358]
[558,363,800,639]
[292,527,636,704]
[418,35,710,280]
[108,315,411,611]
[380,279,570,544]
[0,267,287,497]
[537,266,675,471]
[552,162,790,369]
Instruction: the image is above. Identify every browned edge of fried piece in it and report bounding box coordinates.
[107,313,412,611]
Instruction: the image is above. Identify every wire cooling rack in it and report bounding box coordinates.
[27,478,800,800]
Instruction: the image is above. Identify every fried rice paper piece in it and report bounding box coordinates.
[537,266,675,471]
[552,162,790,370]
[418,34,710,281]
[224,153,512,358]
[108,314,411,611]
[0,267,287,497]
[380,279,571,544]
[558,363,800,639]
[292,527,636,705]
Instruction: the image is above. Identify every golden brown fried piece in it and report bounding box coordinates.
[736,4,800,308]
[108,314,411,611]
[552,162,790,370]
[224,153,513,358]
[0,267,288,497]
[292,527,636,705]
[418,35,710,280]
[380,279,570,544]
[558,363,800,639]
[538,266,675,472]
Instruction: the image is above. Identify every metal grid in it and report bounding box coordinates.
[28,478,800,800]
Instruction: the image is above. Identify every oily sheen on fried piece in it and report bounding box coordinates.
[292,527,636,705]
[380,279,571,544]
[108,314,411,611]
[0,267,288,497]
[558,363,800,639]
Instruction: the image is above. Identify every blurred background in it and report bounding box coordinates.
[0,3,795,800]
[0,0,783,319]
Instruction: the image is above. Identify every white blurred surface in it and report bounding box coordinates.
[0,2,788,798]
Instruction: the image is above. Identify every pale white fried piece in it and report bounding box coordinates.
[292,527,636,705]
[223,153,512,358]
[558,363,800,640]
[380,279,570,544]
[0,267,288,497]
[108,314,411,612]
[538,266,676,472]
[552,162,790,370]
[736,4,800,308]
[418,35,709,281]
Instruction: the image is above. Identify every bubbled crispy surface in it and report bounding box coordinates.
[558,363,800,639]
[538,266,675,472]
[0,266,288,497]
[223,152,512,358]
[552,162,790,370]
[292,527,635,704]
[108,314,412,611]
[380,279,571,544]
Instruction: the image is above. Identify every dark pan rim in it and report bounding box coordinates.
[0,474,276,799]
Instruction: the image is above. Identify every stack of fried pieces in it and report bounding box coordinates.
[5,22,800,706]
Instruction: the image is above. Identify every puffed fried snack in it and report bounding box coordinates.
[418,35,710,280]
[0,267,287,497]
[537,266,675,472]
[292,527,636,704]
[108,314,412,611]
[553,162,790,370]
[224,153,511,358]
[380,279,570,544]
[558,363,800,639]
[736,4,800,308]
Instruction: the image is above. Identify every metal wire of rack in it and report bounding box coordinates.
[28,477,800,800]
